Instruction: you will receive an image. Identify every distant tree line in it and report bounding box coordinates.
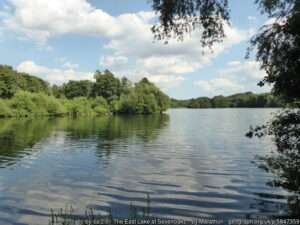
[171,92,285,108]
[0,65,170,117]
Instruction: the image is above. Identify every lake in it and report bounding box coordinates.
[0,109,293,224]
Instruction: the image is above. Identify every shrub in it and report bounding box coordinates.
[93,105,109,115]
[0,99,12,117]
[64,97,94,116]
[10,91,37,117]
[46,96,66,115]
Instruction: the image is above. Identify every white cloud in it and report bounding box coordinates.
[194,60,271,96]
[17,60,49,74]
[3,0,155,44]
[248,16,257,21]
[220,61,266,82]
[62,62,79,70]
[194,78,244,94]
[147,74,186,90]
[17,60,94,84]
[99,55,128,68]
[227,61,241,66]
[5,0,252,90]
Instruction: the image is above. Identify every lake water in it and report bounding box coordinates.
[0,109,294,224]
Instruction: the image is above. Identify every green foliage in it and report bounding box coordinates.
[62,96,110,117]
[63,80,93,99]
[249,0,300,102]
[171,92,285,108]
[0,65,169,117]
[211,95,230,108]
[92,70,121,102]
[0,99,12,117]
[90,96,109,115]
[120,77,133,94]
[63,97,94,116]
[9,91,66,117]
[46,96,67,115]
[113,78,170,114]
[10,91,38,116]
[151,0,230,47]
[52,84,64,98]
[116,92,139,114]
[0,65,50,98]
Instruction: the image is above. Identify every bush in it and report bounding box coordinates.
[64,97,94,116]
[10,91,38,116]
[46,96,66,115]
[116,93,138,114]
[90,96,109,115]
[0,99,12,117]
[93,105,109,115]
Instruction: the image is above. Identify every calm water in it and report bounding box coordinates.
[0,109,293,224]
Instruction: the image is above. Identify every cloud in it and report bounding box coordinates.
[221,60,266,82]
[227,61,241,66]
[144,74,186,91]
[3,0,155,44]
[194,60,271,96]
[247,16,257,21]
[194,78,244,94]
[5,0,252,90]
[17,60,93,84]
[62,62,79,70]
[99,55,128,69]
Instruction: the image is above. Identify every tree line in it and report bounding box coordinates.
[0,65,170,117]
[171,92,285,109]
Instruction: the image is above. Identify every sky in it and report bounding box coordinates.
[0,0,272,99]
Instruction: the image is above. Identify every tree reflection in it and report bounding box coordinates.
[58,114,169,141]
[95,114,169,158]
[0,114,169,167]
[53,114,169,158]
[0,118,59,167]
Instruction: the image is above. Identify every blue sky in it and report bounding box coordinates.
[0,0,271,99]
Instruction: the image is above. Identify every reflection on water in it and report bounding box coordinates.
[0,109,296,225]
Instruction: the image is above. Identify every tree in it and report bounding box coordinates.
[0,65,50,98]
[151,0,230,47]
[92,70,121,102]
[63,80,93,99]
[52,84,64,98]
[249,0,300,102]
[120,77,133,94]
[211,95,230,108]
[188,98,201,108]
[136,78,170,113]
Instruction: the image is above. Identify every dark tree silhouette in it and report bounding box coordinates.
[249,0,300,102]
[151,0,230,47]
